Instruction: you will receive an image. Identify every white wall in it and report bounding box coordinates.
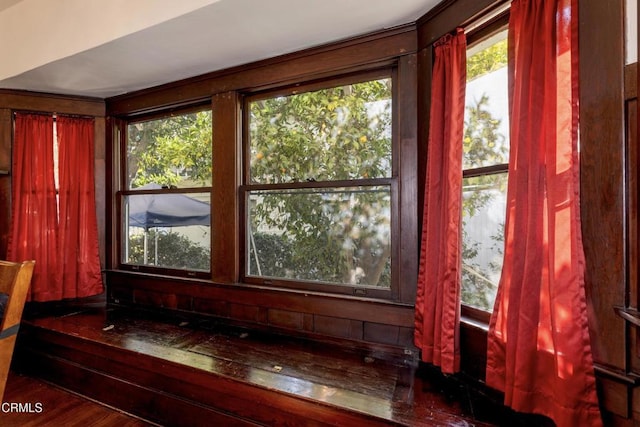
[0,0,221,80]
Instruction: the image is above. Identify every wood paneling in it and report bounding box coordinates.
[0,90,104,117]
[107,272,417,361]
[108,272,413,327]
[0,108,10,170]
[397,54,419,303]
[0,109,11,259]
[15,307,508,426]
[211,92,239,283]
[580,0,627,369]
[0,94,106,260]
[628,65,640,374]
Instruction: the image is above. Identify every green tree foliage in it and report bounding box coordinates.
[249,80,391,183]
[126,111,212,271]
[467,38,507,82]
[128,111,212,188]
[124,56,507,301]
[248,80,392,287]
[128,229,210,270]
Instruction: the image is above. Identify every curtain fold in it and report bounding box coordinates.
[414,29,466,374]
[8,114,103,302]
[485,1,602,426]
[56,116,104,299]
[8,114,58,301]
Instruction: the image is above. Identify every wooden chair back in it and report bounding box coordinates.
[0,260,35,402]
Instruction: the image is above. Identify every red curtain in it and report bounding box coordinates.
[8,114,103,301]
[414,29,466,374]
[56,116,104,299]
[8,114,59,301]
[486,1,602,426]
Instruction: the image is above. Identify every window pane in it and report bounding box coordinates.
[123,192,210,271]
[461,174,507,311]
[127,110,212,189]
[247,186,391,288]
[464,30,509,169]
[249,79,392,184]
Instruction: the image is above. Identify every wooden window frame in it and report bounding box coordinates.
[116,102,213,279]
[239,69,400,301]
[460,15,510,325]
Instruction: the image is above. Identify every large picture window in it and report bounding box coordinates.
[243,72,395,295]
[461,27,509,312]
[120,107,212,274]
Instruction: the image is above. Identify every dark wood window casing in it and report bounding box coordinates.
[105,26,419,359]
[115,103,213,280]
[240,69,398,300]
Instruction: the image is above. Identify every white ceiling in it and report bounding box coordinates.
[0,0,438,99]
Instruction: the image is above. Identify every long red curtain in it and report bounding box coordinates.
[485,1,602,426]
[8,113,103,301]
[414,29,466,374]
[56,116,104,299]
[8,114,58,301]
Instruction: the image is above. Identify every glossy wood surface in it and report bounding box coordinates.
[580,0,626,368]
[13,305,514,426]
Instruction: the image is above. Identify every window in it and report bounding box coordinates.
[243,72,395,296]
[461,28,509,312]
[120,106,212,275]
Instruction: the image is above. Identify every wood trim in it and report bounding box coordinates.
[0,109,10,171]
[628,94,638,368]
[107,271,414,328]
[417,0,508,49]
[580,0,627,368]
[211,92,239,283]
[417,47,432,225]
[626,62,638,100]
[397,54,419,303]
[106,26,417,116]
[0,90,104,116]
[0,109,9,259]
[104,117,119,270]
[94,117,106,270]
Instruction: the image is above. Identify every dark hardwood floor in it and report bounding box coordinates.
[1,371,153,426]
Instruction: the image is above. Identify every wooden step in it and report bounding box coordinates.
[13,306,496,426]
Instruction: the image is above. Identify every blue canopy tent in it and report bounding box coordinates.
[127,183,211,264]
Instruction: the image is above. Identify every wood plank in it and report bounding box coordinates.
[0,90,104,116]
[397,54,419,304]
[626,62,638,100]
[2,372,150,427]
[579,0,627,368]
[15,306,500,427]
[107,272,414,328]
[211,92,239,283]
